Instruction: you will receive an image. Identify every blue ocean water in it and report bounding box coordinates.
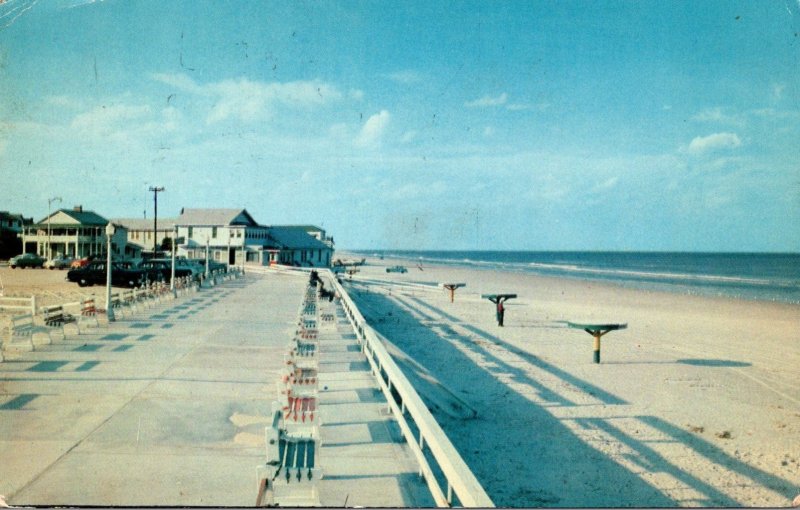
[356,251,800,304]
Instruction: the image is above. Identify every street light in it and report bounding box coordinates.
[105,223,116,322]
[205,237,210,279]
[47,196,62,260]
[149,186,165,257]
[170,224,177,298]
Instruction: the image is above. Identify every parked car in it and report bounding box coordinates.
[70,255,98,269]
[44,255,74,270]
[191,258,227,274]
[174,258,205,278]
[66,261,146,288]
[9,253,46,269]
[386,265,408,273]
[138,259,195,283]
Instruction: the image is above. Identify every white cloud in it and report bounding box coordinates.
[151,73,344,124]
[592,176,619,192]
[71,103,152,131]
[772,83,786,100]
[687,132,742,154]
[506,102,549,112]
[349,89,365,101]
[385,70,424,84]
[151,73,206,95]
[45,95,83,109]
[483,126,495,137]
[465,93,508,108]
[355,110,391,147]
[691,107,745,127]
[400,130,418,143]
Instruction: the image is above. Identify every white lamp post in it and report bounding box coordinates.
[205,237,210,279]
[47,196,62,260]
[105,223,116,322]
[170,224,177,297]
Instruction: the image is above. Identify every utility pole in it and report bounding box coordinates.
[149,186,165,257]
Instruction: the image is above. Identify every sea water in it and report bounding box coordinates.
[357,251,800,304]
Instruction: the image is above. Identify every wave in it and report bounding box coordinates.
[524,262,778,287]
[371,250,800,303]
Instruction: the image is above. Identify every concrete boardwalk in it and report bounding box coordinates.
[0,272,432,507]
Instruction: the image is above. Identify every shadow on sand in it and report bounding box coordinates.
[346,282,796,507]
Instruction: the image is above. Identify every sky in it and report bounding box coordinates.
[0,0,798,251]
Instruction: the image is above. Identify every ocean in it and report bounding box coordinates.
[354,250,800,305]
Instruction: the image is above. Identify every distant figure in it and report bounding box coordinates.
[496,299,505,326]
[487,295,509,326]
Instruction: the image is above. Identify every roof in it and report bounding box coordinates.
[37,209,108,226]
[266,226,331,250]
[280,225,325,233]
[0,211,29,222]
[177,208,258,227]
[113,218,177,231]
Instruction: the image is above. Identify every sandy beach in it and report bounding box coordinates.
[338,253,800,507]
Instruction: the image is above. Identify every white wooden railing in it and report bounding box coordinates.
[0,296,37,315]
[254,264,493,507]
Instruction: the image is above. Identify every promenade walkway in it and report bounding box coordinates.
[0,272,433,507]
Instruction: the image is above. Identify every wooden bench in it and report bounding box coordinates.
[78,298,101,330]
[42,304,77,340]
[255,402,322,507]
[5,314,52,351]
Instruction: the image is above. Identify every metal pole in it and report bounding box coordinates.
[105,223,116,322]
[148,186,164,257]
[170,224,177,298]
[47,196,62,260]
[205,238,210,279]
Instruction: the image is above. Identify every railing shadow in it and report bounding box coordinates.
[349,284,798,507]
[405,295,627,406]
[347,284,674,507]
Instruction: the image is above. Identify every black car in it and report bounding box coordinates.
[191,258,228,274]
[138,259,194,283]
[66,261,147,288]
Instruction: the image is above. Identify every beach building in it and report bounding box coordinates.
[112,217,177,259]
[173,208,264,266]
[0,211,32,258]
[173,208,334,268]
[264,225,334,267]
[281,225,335,248]
[19,206,127,259]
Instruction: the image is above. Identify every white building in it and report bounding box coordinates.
[112,217,176,259]
[20,206,127,259]
[175,208,334,267]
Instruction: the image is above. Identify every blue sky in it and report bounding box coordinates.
[1,0,798,251]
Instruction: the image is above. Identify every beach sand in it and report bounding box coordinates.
[0,267,109,334]
[338,253,800,507]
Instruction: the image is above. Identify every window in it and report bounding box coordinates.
[188,227,193,239]
[212,227,217,238]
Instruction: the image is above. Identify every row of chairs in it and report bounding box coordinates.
[256,276,323,507]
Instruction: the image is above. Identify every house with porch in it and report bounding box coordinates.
[20,206,127,260]
[173,208,334,267]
